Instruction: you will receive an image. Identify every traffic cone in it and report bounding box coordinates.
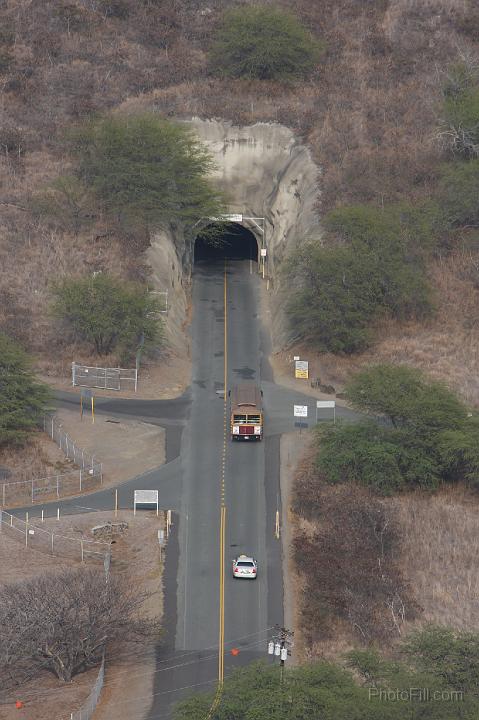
[15,700,24,709]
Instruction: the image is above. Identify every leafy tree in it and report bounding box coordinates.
[51,274,162,358]
[438,160,479,228]
[0,333,51,448]
[345,364,466,433]
[68,114,224,234]
[209,5,324,81]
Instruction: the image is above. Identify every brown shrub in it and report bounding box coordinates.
[293,482,417,645]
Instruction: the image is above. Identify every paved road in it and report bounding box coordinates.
[8,259,361,718]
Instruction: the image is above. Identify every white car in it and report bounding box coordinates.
[232,555,258,579]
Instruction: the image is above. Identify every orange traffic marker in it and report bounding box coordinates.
[15,700,24,709]
[231,648,240,656]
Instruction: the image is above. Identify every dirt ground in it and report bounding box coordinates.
[54,408,166,487]
[38,352,191,401]
[0,510,164,720]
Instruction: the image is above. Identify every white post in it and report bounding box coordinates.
[79,468,82,492]
[56,475,60,498]
[72,362,76,386]
[41,510,44,523]
[57,507,60,521]
[134,367,138,393]
[31,479,34,503]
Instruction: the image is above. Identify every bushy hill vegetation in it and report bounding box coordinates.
[0,0,478,390]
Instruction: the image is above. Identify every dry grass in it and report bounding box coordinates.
[390,486,479,632]
[0,432,70,484]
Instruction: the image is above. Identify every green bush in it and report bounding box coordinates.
[442,62,479,158]
[286,243,381,353]
[315,421,442,493]
[0,333,51,448]
[438,160,479,227]
[209,5,324,81]
[314,365,479,493]
[67,114,224,234]
[285,204,434,353]
[402,625,479,696]
[174,640,479,719]
[51,274,162,359]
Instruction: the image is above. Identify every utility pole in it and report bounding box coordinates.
[267,625,294,683]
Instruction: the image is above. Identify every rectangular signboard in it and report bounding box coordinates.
[260,248,267,257]
[134,489,159,516]
[294,405,308,417]
[295,360,309,379]
[316,400,336,408]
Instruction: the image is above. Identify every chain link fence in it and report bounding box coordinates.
[70,655,105,720]
[72,363,138,391]
[1,416,103,506]
[0,510,111,565]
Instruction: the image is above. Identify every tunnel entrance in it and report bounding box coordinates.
[194,222,258,264]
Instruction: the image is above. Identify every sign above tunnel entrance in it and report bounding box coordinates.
[217,213,243,223]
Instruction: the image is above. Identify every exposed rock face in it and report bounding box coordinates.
[145,120,321,351]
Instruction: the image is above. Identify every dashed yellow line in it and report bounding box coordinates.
[208,263,228,720]
[218,263,228,683]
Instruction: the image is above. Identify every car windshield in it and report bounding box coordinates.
[237,561,254,567]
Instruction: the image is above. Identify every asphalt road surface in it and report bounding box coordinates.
[8,257,361,719]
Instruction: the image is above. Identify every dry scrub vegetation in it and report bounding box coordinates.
[291,447,479,660]
[0,0,477,381]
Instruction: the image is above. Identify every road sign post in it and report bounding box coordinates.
[294,405,308,434]
[295,360,309,379]
[134,490,159,516]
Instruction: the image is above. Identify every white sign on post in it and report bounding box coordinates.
[294,405,308,418]
[134,489,159,516]
[316,400,336,424]
[260,248,267,257]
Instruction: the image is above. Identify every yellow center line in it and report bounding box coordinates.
[208,262,228,720]
[219,262,228,682]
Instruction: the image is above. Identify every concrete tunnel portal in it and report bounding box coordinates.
[194,222,259,264]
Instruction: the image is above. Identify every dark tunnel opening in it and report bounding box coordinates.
[194,222,258,264]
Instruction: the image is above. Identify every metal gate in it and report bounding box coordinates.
[72,363,137,391]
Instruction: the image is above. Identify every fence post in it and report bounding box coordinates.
[56,475,60,498]
[72,362,76,387]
